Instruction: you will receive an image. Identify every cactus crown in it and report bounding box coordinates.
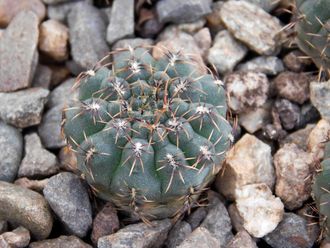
[62,46,232,221]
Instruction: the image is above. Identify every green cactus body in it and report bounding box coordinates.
[63,47,232,220]
[313,141,330,241]
[295,0,330,77]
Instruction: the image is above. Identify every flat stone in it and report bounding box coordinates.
[0,122,23,182]
[18,133,58,179]
[156,0,212,24]
[32,64,53,89]
[207,30,248,74]
[165,221,192,248]
[0,181,53,240]
[68,2,109,68]
[225,71,269,113]
[0,88,49,128]
[216,134,275,200]
[39,19,69,62]
[280,124,315,151]
[0,0,45,27]
[238,56,284,76]
[264,213,318,248]
[0,11,39,92]
[112,38,154,50]
[307,119,330,160]
[29,235,92,248]
[98,219,172,248]
[274,143,313,210]
[14,177,49,193]
[220,1,282,55]
[274,98,301,130]
[0,226,30,248]
[200,196,233,246]
[235,183,284,238]
[310,80,330,122]
[177,227,220,248]
[106,0,134,44]
[227,230,257,248]
[91,203,119,245]
[43,172,92,237]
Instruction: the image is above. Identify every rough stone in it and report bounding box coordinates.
[220,1,282,55]
[274,143,313,210]
[225,71,269,113]
[227,230,258,248]
[98,219,172,248]
[177,227,220,248]
[32,65,53,89]
[264,213,318,248]
[207,30,247,74]
[43,172,92,238]
[112,38,154,50]
[106,0,134,44]
[235,183,284,238]
[307,119,330,161]
[238,56,284,76]
[18,133,58,179]
[216,134,275,200]
[0,181,53,240]
[280,124,315,151]
[29,235,92,248]
[274,98,301,130]
[68,2,109,68]
[283,50,312,72]
[156,0,212,24]
[0,122,23,182]
[14,177,49,193]
[0,0,45,27]
[91,203,119,245]
[0,11,39,92]
[310,80,330,122]
[0,88,49,128]
[0,226,30,248]
[39,19,69,62]
[165,221,192,248]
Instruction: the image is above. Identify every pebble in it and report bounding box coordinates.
[0,0,45,27]
[193,28,212,58]
[0,88,49,128]
[227,204,245,232]
[68,2,109,69]
[177,227,220,248]
[47,1,85,23]
[18,133,59,179]
[299,103,320,128]
[264,213,318,248]
[106,0,134,44]
[47,78,76,108]
[307,119,330,160]
[0,122,23,182]
[156,0,212,24]
[49,65,71,87]
[227,230,258,248]
[39,19,69,62]
[274,72,310,104]
[91,203,119,245]
[207,30,248,74]
[42,0,71,4]
[237,56,284,76]
[139,17,164,38]
[310,80,330,122]
[177,19,206,34]
[43,172,92,238]
[225,71,269,113]
[98,219,172,248]
[206,2,225,35]
[29,235,92,248]
[280,124,315,151]
[0,226,30,248]
[283,50,312,72]
[274,98,301,130]
[165,221,192,248]
[0,221,7,234]
[235,183,284,238]
[59,146,78,172]
[220,1,282,55]
[241,0,280,12]
[186,207,208,230]
[200,196,233,246]
[14,177,49,193]
[32,64,53,89]
[239,100,272,133]
[0,181,53,240]
[274,143,313,210]
[112,38,154,50]
[0,11,39,92]
[216,134,275,200]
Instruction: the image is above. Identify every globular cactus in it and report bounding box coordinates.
[295,0,330,78]
[313,140,330,241]
[62,46,232,221]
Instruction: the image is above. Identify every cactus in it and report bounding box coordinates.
[312,141,330,241]
[295,0,330,78]
[62,46,232,221]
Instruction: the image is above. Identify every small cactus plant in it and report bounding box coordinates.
[295,0,330,78]
[62,46,232,221]
[312,140,330,241]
